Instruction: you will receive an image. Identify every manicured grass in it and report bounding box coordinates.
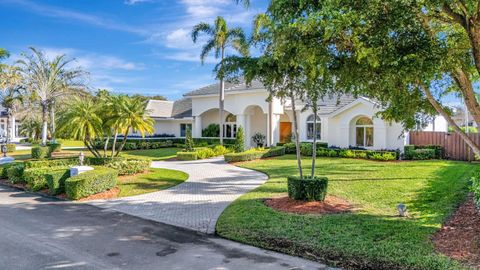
[57,139,85,148]
[118,167,188,197]
[216,155,476,270]
[120,148,180,161]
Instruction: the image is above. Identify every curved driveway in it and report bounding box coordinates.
[89,157,268,234]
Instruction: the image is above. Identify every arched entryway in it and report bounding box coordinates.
[198,108,235,138]
[244,105,267,147]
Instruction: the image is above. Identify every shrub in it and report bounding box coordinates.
[122,142,138,151]
[85,157,125,166]
[252,132,266,147]
[370,152,396,161]
[103,159,151,175]
[24,167,69,191]
[284,142,296,154]
[224,148,266,162]
[471,170,480,210]
[404,145,442,160]
[45,169,70,195]
[47,142,62,153]
[31,146,50,159]
[213,145,230,156]
[25,157,79,169]
[0,163,16,179]
[7,164,25,184]
[185,129,195,152]
[65,167,117,200]
[202,123,219,137]
[353,150,368,159]
[234,126,245,152]
[339,149,355,158]
[287,176,328,201]
[196,148,216,159]
[300,143,313,156]
[262,146,286,158]
[411,149,436,160]
[5,143,16,152]
[177,152,197,161]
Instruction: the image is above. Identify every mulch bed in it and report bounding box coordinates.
[77,187,120,201]
[433,196,480,267]
[264,195,356,215]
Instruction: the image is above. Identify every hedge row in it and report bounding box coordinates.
[177,145,231,161]
[282,142,328,154]
[224,146,286,163]
[46,169,70,195]
[92,137,236,151]
[65,167,118,200]
[472,170,480,211]
[31,146,50,159]
[404,145,443,160]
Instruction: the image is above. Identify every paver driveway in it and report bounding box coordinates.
[89,157,268,234]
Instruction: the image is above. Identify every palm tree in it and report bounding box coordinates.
[16,47,85,146]
[57,97,103,157]
[191,16,249,145]
[114,96,154,156]
[19,115,42,141]
[0,65,23,142]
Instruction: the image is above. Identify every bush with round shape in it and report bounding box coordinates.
[177,152,197,161]
[196,148,216,159]
[47,142,62,153]
[7,164,25,184]
[213,145,230,156]
[31,146,50,159]
[65,167,117,200]
[287,176,328,201]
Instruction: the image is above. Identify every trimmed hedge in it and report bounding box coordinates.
[46,169,70,195]
[0,163,16,179]
[177,152,198,161]
[316,147,398,161]
[224,146,286,163]
[102,159,151,175]
[24,167,69,191]
[472,170,480,211]
[404,145,443,160]
[25,157,78,169]
[287,176,329,201]
[47,142,62,153]
[65,167,117,200]
[31,146,50,159]
[92,137,236,151]
[7,164,25,184]
[196,148,216,159]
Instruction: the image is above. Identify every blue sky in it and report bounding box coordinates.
[0,0,268,100]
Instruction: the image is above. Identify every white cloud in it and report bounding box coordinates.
[164,52,217,64]
[165,28,196,49]
[124,0,153,5]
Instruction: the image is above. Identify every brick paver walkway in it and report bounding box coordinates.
[88,157,268,234]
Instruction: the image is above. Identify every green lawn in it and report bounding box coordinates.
[57,139,85,148]
[118,167,188,197]
[120,148,180,161]
[216,155,477,270]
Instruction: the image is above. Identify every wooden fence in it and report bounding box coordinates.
[409,131,480,161]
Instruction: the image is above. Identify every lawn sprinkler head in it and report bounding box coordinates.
[397,203,407,217]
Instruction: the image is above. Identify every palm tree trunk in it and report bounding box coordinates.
[41,102,48,146]
[115,128,130,157]
[5,111,10,143]
[219,47,225,145]
[103,136,110,158]
[290,93,303,178]
[111,130,119,157]
[50,104,56,141]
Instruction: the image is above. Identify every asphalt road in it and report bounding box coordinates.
[0,185,329,270]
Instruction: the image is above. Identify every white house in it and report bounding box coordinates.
[140,80,413,150]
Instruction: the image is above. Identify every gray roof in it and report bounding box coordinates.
[316,94,358,115]
[146,98,192,119]
[184,79,264,97]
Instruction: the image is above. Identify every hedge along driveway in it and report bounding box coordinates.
[88,157,268,234]
[216,155,477,270]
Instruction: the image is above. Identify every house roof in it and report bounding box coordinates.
[183,79,265,97]
[316,94,358,115]
[146,98,193,119]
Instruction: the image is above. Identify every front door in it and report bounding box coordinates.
[279,122,292,143]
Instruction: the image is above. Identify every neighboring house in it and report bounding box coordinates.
[0,108,21,142]
[138,79,420,150]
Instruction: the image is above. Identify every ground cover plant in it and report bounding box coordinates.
[217,155,476,270]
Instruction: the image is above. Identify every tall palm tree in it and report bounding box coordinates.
[16,47,85,146]
[114,96,154,156]
[191,16,249,145]
[57,97,103,157]
[19,115,42,141]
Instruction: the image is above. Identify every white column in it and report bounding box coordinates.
[245,114,251,148]
[193,116,202,138]
[10,116,15,141]
[272,114,280,146]
[236,114,247,147]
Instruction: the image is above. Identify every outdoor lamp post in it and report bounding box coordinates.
[79,151,85,166]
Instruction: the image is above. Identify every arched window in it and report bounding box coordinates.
[223,113,237,138]
[306,114,321,140]
[355,117,373,147]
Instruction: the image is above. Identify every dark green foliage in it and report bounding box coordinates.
[46,142,62,153]
[65,167,117,200]
[177,152,198,160]
[45,169,70,195]
[284,142,296,154]
[31,146,50,159]
[234,126,245,152]
[185,129,195,152]
[0,163,15,179]
[93,138,233,150]
[261,146,286,158]
[202,123,220,137]
[287,176,328,201]
[24,167,68,191]
[471,170,480,210]
[6,164,24,184]
[224,146,286,162]
[314,147,397,161]
[404,145,442,160]
[102,159,151,175]
[5,143,16,152]
[85,157,125,165]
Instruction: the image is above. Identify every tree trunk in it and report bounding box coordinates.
[50,104,56,141]
[467,23,480,76]
[103,136,110,158]
[115,128,130,157]
[421,83,480,156]
[219,47,225,145]
[290,93,303,178]
[452,68,480,128]
[5,111,10,143]
[311,103,318,178]
[41,102,48,146]
[111,130,118,157]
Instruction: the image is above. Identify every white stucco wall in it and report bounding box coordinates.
[144,119,193,137]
